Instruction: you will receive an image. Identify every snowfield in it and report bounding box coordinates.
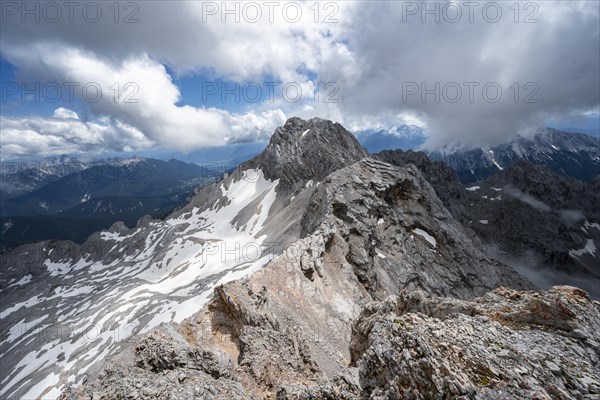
[0,168,280,400]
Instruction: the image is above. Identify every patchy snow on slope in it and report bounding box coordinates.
[11,274,32,286]
[301,129,310,137]
[466,186,480,191]
[583,221,600,232]
[0,168,281,400]
[479,220,489,224]
[100,230,136,242]
[569,239,597,258]
[413,228,437,248]
[488,149,504,170]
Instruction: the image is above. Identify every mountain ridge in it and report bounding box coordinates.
[427,128,600,183]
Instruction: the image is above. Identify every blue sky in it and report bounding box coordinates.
[0,1,598,160]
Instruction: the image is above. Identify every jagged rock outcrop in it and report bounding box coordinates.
[243,117,369,196]
[377,150,600,297]
[63,281,600,400]
[375,149,467,219]
[352,286,600,399]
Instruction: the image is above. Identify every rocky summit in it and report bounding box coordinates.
[0,118,598,400]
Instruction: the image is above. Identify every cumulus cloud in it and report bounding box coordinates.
[0,110,154,159]
[0,46,294,156]
[0,0,598,154]
[52,107,80,119]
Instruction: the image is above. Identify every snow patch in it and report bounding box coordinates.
[569,239,597,258]
[12,274,32,286]
[466,186,480,191]
[413,228,437,248]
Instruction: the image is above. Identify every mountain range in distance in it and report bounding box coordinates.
[0,157,229,252]
[1,125,598,253]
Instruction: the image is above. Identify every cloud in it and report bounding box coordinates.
[0,110,154,159]
[504,186,551,212]
[53,107,79,119]
[0,1,598,154]
[559,209,586,225]
[335,1,600,148]
[0,46,293,155]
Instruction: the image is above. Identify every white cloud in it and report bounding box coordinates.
[1,46,294,153]
[0,110,154,159]
[0,0,598,154]
[53,107,79,119]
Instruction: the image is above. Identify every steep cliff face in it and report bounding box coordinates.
[377,149,600,298]
[243,117,369,196]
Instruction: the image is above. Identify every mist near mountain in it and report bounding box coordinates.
[355,125,427,153]
[428,128,600,183]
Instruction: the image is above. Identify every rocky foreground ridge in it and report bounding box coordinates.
[62,284,600,399]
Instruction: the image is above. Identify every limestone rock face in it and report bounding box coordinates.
[243,117,369,196]
[352,286,600,399]
[63,282,600,400]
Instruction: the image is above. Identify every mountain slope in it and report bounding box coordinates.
[0,158,218,253]
[428,128,600,183]
[376,149,600,297]
[0,118,531,399]
[1,158,207,216]
[62,159,597,398]
[64,155,532,399]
